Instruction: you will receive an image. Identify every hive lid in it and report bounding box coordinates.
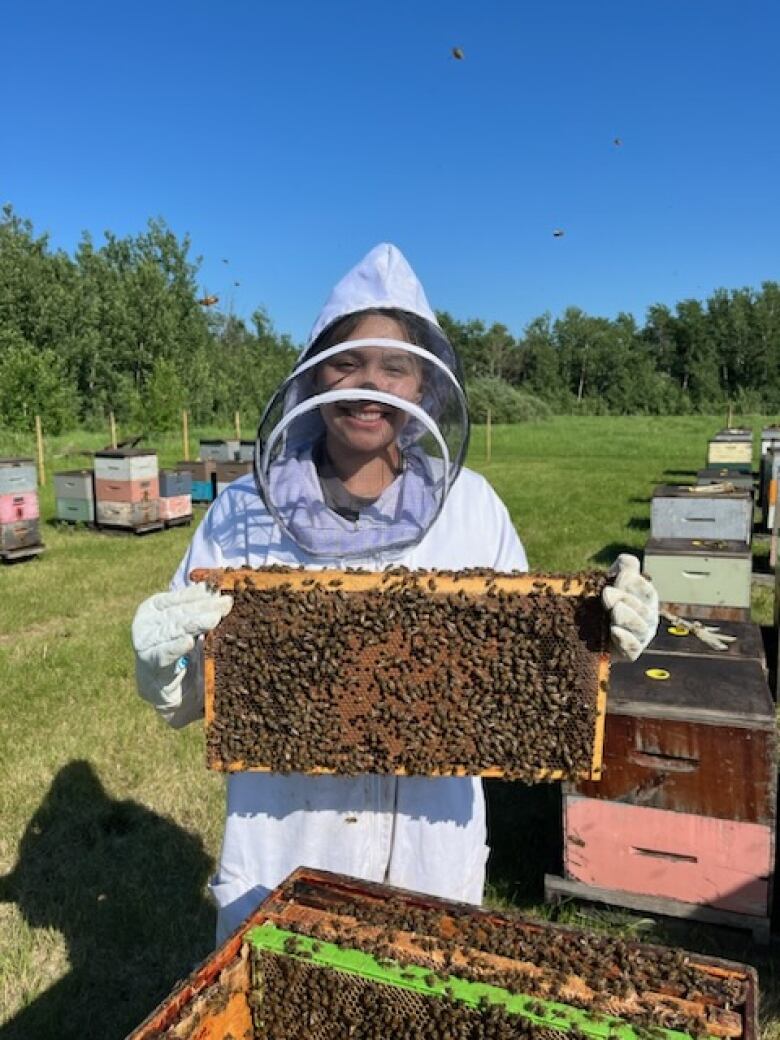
[711,428,753,441]
[54,468,94,477]
[644,537,751,559]
[0,457,35,466]
[646,618,764,663]
[609,654,773,727]
[652,484,753,500]
[94,448,156,459]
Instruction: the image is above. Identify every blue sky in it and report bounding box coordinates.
[4,0,778,343]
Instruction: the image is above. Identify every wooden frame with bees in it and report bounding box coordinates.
[192,566,610,782]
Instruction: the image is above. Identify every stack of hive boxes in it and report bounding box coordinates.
[550,624,776,942]
[643,429,755,621]
[158,468,193,526]
[0,457,43,560]
[547,426,776,940]
[195,438,253,496]
[176,460,215,504]
[54,469,95,525]
[94,449,161,531]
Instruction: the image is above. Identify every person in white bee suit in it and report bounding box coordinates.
[132,243,659,945]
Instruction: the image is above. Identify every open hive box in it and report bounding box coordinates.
[193,566,611,781]
[126,867,759,1040]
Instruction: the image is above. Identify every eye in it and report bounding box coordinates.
[383,361,413,377]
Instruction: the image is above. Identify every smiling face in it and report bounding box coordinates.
[316,313,424,460]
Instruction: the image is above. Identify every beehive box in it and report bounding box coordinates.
[650,485,753,545]
[160,468,192,497]
[572,654,776,823]
[126,867,759,1040]
[643,539,752,620]
[215,459,253,493]
[0,457,37,495]
[54,469,95,523]
[93,449,158,482]
[199,438,239,462]
[707,440,753,466]
[194,566,610,781]
[53,469,94,501]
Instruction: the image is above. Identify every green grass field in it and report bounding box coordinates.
[0,415,777,1038]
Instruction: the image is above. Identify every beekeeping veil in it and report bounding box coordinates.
[255,243,469,558]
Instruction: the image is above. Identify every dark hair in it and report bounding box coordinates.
[306,306,466,394]
[308,308,430,357]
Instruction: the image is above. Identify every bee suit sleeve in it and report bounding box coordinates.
[132,496,235,728]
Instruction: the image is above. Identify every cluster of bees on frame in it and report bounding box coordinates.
[247,894,746,1040]
[207,566,609,778]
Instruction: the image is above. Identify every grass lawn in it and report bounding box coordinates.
[0,414,777,1038]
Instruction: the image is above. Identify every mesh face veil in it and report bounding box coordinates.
[254,321,470,559]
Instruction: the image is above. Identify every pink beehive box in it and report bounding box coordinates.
[94,477,160,503]
[0,492,39,524]
[159,494,192,520]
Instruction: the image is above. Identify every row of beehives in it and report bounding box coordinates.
[0,457,45,561]
[55,450,192,531]
[547,425,776,942]
[53,439,254,530]
[643,427,758,620]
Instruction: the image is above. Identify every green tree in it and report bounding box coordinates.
[0,329,78,433]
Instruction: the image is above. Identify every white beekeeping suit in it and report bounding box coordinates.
[178,246,527,942]
[133,243,657,944]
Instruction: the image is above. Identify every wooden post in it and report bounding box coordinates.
[485,408,492,464]
[34,414,45,486]
[182,410,190,461]
[109,411,117,449]
[234,410,241,441]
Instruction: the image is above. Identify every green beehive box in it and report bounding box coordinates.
[643,538,752,620]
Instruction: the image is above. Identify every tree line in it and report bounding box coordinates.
[2,205,779,433]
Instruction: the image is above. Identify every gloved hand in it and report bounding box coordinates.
[602,554,659,661]
[132,583,233,721]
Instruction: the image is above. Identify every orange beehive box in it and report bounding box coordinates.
[126,867,760,1040]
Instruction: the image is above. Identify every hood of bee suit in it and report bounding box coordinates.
[254,243,470,559]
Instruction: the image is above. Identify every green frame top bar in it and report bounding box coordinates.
[246,922,696,1040]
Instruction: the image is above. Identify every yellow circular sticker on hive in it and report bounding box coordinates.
[645,668,670,680]
[667,626,689,637]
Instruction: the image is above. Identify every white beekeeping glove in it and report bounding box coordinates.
[659,610,738,652]
[602,554,659,662]
[132,584,233,726]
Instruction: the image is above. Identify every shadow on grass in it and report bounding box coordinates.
[663,469,698,479]
[0,761,215,1040]
[589,543,639,566]
[626,516,650,531]
[484,780,562,907]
